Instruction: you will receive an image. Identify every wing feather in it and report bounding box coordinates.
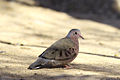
[39,38,76,61]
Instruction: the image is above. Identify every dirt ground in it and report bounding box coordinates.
[0,1,120,80]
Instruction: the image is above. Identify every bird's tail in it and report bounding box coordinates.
[28,58,47,70]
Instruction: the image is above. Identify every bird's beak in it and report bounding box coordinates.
[79,34,84,39]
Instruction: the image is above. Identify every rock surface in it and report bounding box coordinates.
[0,0,120,80]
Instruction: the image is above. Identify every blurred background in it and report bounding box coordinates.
[4,0,120,28]
[0,0,120,80]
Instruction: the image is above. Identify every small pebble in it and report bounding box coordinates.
[34,73,37,75]
[0,51,6,53]
[98,42,103,45]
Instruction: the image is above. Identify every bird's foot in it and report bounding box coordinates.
[63,64,73,69]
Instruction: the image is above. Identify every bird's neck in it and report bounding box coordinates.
[72,37,79,44]
[66,36,79,45]
[73,38,79,54]
[66,36,79,53]
[68,36,79,49]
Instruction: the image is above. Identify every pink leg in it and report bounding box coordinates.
[63,64,73,69]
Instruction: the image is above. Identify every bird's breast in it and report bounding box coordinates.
[72,39,79,54]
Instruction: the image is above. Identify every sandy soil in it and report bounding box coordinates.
[0,1,120,80]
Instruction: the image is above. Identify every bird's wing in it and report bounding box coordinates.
[39,38,77,61]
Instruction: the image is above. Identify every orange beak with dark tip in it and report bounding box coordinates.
[79,34,84,39]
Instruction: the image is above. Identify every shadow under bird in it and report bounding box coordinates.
[28,29,84,69]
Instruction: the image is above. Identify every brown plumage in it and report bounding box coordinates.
[28,29,84,69]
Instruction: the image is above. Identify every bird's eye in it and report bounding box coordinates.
[75,32,77,35]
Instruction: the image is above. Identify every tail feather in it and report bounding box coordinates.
[28,57,65,69]
[28,58,47,70]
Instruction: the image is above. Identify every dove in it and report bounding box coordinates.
[28,29,84,69]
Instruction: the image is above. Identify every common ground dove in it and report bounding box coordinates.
[28,29,84,69]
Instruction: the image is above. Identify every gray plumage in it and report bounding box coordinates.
[28,29,84,69]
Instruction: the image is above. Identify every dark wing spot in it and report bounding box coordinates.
[51,52,54,54]
[69,48,72,50]
[55,49,58,51]
[52,48,58,54]
[66,50,71,55]
[56,53,77,61]
[65,51,69,57]
[71,48,75,53]
[59,50,63,57]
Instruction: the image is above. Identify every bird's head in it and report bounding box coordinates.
[66,29,84,39]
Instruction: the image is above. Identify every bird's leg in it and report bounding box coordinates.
[63,64,73,69]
